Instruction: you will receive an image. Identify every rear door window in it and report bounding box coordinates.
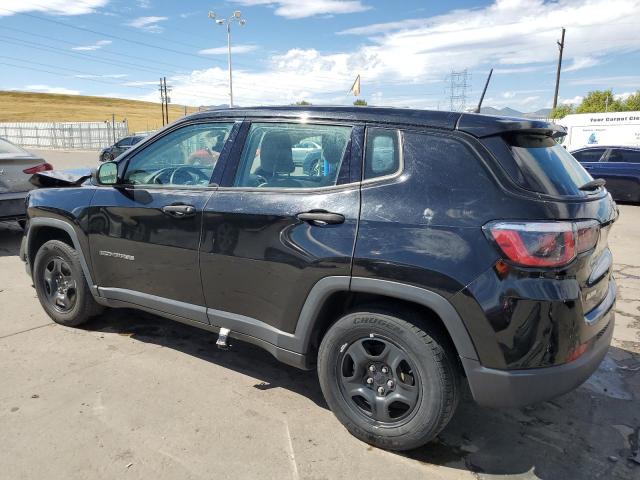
[572,149,605,163]
[608,149,640,163]
[487,133,595,197]
[233,123,352,189]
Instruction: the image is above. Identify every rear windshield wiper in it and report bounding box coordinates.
[579,178,606,191]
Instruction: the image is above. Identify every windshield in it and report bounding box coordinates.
[505,133,595,197]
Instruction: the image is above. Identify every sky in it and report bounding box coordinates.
[0,0,639,112]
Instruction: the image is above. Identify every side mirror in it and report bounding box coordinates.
[96,161,119,185]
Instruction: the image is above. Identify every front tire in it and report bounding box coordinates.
[318,310,460,451]
[33,240,103,326]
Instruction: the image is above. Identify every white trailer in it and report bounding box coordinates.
[556,111,640,151]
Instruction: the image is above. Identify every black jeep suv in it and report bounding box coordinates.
[20,106,617,451]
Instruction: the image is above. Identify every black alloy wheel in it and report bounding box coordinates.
[338,336,420,425]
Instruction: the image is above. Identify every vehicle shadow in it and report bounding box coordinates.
[0,221,23,257]
[82,308,640,480]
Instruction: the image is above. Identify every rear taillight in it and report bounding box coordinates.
[575,220,600,253]
[23,163,53,174]
[484,220,600,268]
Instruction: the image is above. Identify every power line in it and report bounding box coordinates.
[0,7,221,63]
[0,35,168,76]
[0,25,195,73]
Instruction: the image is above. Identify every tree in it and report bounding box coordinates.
[550,104,573,119]
[623,91,640,111]
[293,100,312,106]
[575,89,623,114]
[353,99,368,106]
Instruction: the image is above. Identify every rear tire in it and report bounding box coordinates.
[33,240,103,327]
[318,309,460,451]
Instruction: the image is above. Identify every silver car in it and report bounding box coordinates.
[0,138,51,226]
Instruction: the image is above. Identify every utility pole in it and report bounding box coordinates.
[475,68,493,113]
[159,78,166,126]
[552,27,566,110]
[163,77,171,125]
[208,10,247,108]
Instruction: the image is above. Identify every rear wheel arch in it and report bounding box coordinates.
[298,277,479,367]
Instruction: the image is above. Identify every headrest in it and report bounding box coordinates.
[322,132,347,165]
[260,131,294,175]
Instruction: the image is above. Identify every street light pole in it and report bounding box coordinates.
[208,10,246,108]
[227,21,234,108]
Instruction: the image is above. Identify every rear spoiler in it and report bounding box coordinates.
[29,167,94,188]
[457,113,566,139]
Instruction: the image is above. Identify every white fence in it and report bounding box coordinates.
[0,121,129,150]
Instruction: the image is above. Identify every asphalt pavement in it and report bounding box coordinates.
[0,149,638,479]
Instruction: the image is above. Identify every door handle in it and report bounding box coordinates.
[162,204,196,218]
[297,211,345,226]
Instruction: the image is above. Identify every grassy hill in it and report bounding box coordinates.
[0,91,201,133]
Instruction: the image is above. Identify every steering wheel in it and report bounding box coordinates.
[253,174,268,187]
[169,166,210,185]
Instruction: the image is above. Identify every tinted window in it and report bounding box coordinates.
[609,149,640,163]
[572,149,605,163]
[123,122,233,186]
[403,131,496,202]
[364,128,400,180]
[0,138,30,156]
[503,133,594,196]
[116,137,133,147]
[234,123,351,189]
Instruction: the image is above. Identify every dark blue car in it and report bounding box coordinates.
[572,146,640,202]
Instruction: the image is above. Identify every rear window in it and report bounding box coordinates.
[0,138,30,156]
[490,133,594,197]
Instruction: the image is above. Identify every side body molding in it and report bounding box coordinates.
[26,217,99,296]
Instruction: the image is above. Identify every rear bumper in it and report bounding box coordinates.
[0,191,28,220]
[463,281,616,407]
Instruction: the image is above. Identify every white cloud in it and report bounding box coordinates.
[231,0,370,19]
[71,40,112,51]
[137,0,151,8]
[136,0,640,109]
[23,84,81,95]
[569,76,639,88]
[199,45,258,55]
[75,74,127,79]
[0,0,108,16]
[615,92,634,100]
[502,91,516,99]
[122,80,160,87]
[564,56,600,72]
[127,16,168,33]
[493,65,548,75]
[562,95,583,105]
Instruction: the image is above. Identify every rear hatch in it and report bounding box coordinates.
[0,139,47,194]
[480,130,617,322]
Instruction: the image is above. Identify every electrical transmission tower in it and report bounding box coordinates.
[446,69,471,112]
